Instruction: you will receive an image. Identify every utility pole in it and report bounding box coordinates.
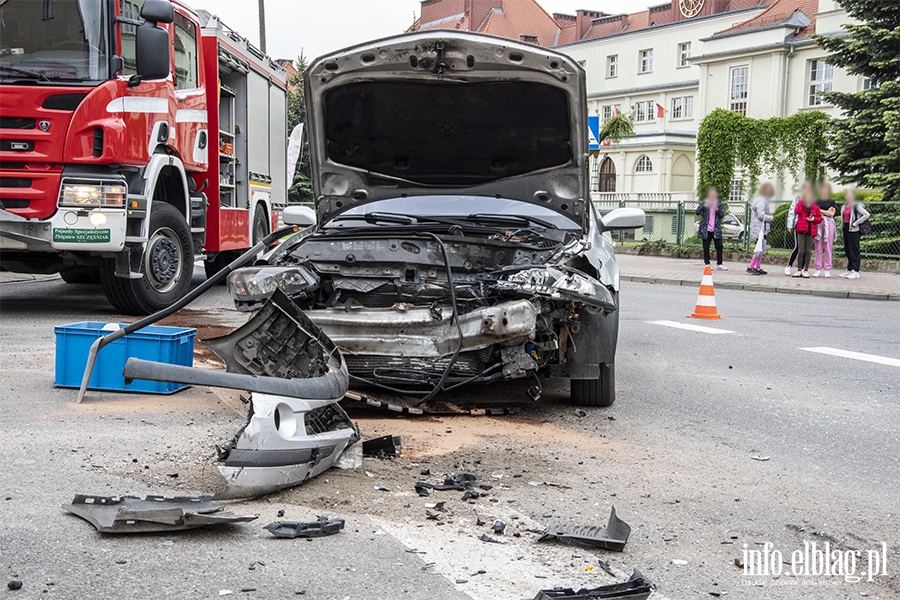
[258,0,267,54]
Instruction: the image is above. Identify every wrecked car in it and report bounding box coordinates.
[228,31,644,410]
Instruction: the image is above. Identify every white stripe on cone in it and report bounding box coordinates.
[701,275,714,286]
[695,296,717,307]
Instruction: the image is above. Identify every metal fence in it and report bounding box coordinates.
[595,199,900,260]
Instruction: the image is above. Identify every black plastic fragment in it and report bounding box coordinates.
[492,519,506,535]
[264,516,345,538]
[415,483,431,497]
[479,533,501,543]
[536,506,631,552]
[528,569,653,599]
[362,435,401,458]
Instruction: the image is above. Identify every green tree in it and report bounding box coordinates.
[286,54,313,204]
[599,113,634,144]
[814,0,900,201]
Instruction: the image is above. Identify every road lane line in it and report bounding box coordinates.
[647,320,734,334]
[800,347,900,367]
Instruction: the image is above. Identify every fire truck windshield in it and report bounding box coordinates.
[0,0,109,83]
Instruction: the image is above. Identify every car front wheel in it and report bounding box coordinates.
[571,363,615,407]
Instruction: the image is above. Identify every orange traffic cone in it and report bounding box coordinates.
[689,265,722,319]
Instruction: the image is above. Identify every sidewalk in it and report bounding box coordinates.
[616,253,900,301]
[0,272,59,284]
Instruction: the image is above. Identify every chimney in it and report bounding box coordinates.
[576,9,603,39]
[519,33,539,44]
[553,12,577,28]
[468,0,503,32]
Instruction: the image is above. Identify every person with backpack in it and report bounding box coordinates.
[792,188,823,278]
[696,187,727,270]
[839,189,870,279]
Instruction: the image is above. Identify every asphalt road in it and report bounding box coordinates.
[0,268,898,599]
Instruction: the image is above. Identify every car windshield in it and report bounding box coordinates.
[0,0,109,82]
[324,196,583,231]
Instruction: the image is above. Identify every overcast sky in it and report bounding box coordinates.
[196,0,652,61]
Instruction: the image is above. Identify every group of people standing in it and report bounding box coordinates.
[780,181,869,278]
[695,183,870,279]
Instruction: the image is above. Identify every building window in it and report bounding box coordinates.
[635,101,656,122]
[173,13,199,90]
[808,60,834,106]
[671,96,694,120]
[729,65,749,115]
[640,49,653,73]
[730,178,743,203]
[861,77,879,91]
[602,105,612,121]
[635,155,653,173]
[679,42,691,67]
[607,55,618,78]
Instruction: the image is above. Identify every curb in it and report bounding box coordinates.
[620,275,898,301]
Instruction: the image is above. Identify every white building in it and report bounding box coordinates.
[556,0,860,203]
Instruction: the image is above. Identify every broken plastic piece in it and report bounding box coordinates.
[479,533,501,543]
[528,570,652,599]
[263,516,345,538]
[536,506,631,552]
[492,519,506,535]
[362,435,401,458]
[63,495,258,533]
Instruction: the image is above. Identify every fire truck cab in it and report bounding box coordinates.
[0,0,287,315]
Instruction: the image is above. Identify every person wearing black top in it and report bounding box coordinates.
[813,183,837,277]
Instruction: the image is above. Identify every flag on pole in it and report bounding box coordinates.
[286,123,304,185]
[656,103,665,118]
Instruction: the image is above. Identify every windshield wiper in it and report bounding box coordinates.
[331,212,415,225]
[0,65,50,82]
[465,213,558,230]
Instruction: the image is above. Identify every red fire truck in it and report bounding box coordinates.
[0,0,288,314]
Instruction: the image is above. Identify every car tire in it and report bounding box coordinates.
[571,363,615,407]
[100,203,193,315]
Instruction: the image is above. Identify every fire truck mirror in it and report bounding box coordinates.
[140,0,175,24]
[136,21,171,81]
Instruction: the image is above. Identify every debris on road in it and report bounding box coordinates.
[479,533,502,543]
[123,291,359,500]
[750,456,770,462]
[374,484,391,492]
[671,559,688,565]
[63,495,258,533]
[263,517,345,538]
[362,435,401,458]
[415,473,480,493]
[7,580,23,591]
[536,506,631,551]
[527,569,653,599]
[492,519,506,535]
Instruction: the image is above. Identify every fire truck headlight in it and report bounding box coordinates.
[89,210,108,226]
[60,183,126,207]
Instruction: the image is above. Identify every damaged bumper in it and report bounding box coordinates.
[307,299,539,357]
[121,289,359,499]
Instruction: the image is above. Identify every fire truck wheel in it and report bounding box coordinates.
[100,203,193,315]
[253,206,269,244]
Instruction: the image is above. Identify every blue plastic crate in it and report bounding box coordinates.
[54,322,196,394]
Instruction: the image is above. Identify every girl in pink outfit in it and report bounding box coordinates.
[813,183,837,277]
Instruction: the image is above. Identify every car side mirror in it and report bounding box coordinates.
[283,206,317,227]
[601,207,645,231]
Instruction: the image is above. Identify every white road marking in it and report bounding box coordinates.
[800,347,900,367]
[647,320,734,334]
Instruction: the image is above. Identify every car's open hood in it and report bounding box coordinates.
[305,31,590,229]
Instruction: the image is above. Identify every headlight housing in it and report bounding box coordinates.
[227,266,319,307]
[500,267,616,312]
[59,182,126,208]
